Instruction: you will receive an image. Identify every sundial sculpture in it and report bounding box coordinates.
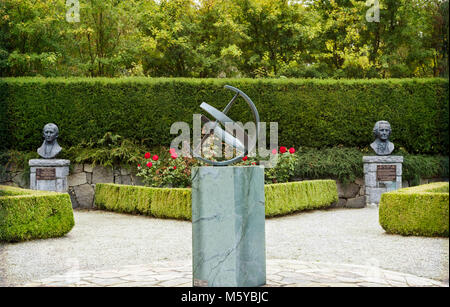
[190,85,260,165]
[191,85,266,287]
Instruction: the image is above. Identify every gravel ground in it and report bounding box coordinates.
[0,207,448,286]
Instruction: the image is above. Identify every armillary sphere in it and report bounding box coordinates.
[191,85,260,166]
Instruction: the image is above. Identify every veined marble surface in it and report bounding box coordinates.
[191,166,266,287]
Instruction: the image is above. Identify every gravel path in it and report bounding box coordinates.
[0,207,448,286]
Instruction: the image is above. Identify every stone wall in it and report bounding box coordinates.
[1,164,447,209]
[0,163,143,209]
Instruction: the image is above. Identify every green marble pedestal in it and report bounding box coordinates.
[192,166,266,287]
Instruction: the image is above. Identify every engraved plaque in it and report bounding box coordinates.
[36,168,56,180]
[377,165,396,181]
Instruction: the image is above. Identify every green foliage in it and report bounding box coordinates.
[0,185,75,242]
[0,0,447,78]
[136,148,200,188]
[379,182,449,237]
[402,153,449,186]
[95,180,338,220]
[264,180,338,217]
[63,132,146,167]
[264,149,298,184]
[95,183,192,220]
[293,147,363,184]
[1,78,448,155]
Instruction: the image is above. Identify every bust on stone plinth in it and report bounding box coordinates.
[364,120,403,206]
[30,123,70,194]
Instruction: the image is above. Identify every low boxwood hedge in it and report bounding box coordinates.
[379,182,449,237]
[94,184,192,220]
[94,179,338,220]
[0,185,75,242]
[264,180,338,217]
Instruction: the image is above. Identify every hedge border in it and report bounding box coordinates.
[379,182,449,237]
[0,185,75,242]
[1,77,448,154]
[94,179,338,220]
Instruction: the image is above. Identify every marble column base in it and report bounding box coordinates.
[191,166,266,287]
[363,156,403,205]
[29,159,70,192]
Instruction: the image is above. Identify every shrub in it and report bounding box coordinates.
[0,185,75,242]
[94,180,338,219]
[379,182,449,237]
[94,183,192,220]
[264,180,338,217]
[136,147,200,188]
[264,147,298,184]
[1,78,448,154]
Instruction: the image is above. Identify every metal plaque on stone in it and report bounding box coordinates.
[377,165,396,181]
[36,168,56,180]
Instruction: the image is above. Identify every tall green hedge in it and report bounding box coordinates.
[379,182,449,237]
[0,185,75,242]
[95,180,338,220]
[0,78,448,154]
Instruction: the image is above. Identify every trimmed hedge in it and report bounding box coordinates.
[264,180,338,217]
[0,185,75,242]
[1,78,448,154]
[94,180,338,220]
[94,184,192,220]
[379,182,449,237]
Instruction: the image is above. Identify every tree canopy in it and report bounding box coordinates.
[0,0,448,78]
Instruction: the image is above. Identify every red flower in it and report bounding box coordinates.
[173,166,177,170]
[152,155,159,161]
[271,149,277,155]
[146,162,153,168]
[280,146,287,153]
[144,152,151,159]
[251,162,256,165]
[243,156,248,161]
[289,147,295,154]
[171,153,178,159]
[137,164,141,167]
[169,148,176,154]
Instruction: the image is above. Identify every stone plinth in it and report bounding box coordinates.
[191,166,266,287]
[363,156,403,205]
[29,159,70,192]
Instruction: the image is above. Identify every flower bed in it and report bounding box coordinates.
[94,179,338,220]
[379,182,449,237]
[0,185,75,242]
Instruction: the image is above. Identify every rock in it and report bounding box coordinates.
[92,166,114,183]
[114,175,121,184]
[68,172,87,186]
[68,187,79,209]
[73,184,94,208]
[121,175,132,185]
[120,167,131,176]
[331,198,347,208]
[346,196,366,209]
[84,164,93,173]
[12,172,27,188]
[337,182,361,199]
[72,164,84,174]
[131,174,144,186]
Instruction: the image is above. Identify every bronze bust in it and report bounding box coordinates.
[37,123,62,159]
[370,120,394,156]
